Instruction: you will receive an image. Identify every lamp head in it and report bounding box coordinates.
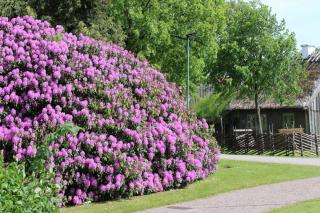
[186,32,197,38]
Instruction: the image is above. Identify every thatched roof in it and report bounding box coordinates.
[228,52,320,110]
[228,98,308,110]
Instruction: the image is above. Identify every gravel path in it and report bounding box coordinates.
[140,155,320,213]
[221,154,320,166]
[140,177,320,213]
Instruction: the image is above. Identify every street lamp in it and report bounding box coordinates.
[186,32,197,109]
[173,32,197,109]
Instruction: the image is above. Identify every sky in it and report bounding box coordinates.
[261,0,320,47]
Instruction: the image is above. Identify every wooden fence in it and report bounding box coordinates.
[224,132,320,157]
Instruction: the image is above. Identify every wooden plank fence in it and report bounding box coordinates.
[224,132,320,157]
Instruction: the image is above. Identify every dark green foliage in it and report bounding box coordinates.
[28,0,126,45]
[0,0,35,18]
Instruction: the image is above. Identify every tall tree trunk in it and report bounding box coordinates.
[254,93,263,134]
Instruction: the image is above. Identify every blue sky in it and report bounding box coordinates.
[261,0,320,47]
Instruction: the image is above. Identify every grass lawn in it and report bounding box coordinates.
[269,199,320,213]
[63,160,320,213]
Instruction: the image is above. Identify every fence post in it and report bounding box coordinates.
[246,133,249,154]
[268,131,271,154]
[232,132,236,152]
[315,134,319,156]
[255,132,259,154]
[286,135,289,156]
[256,132,260,154]
[292,133,295,156]
[300,133,303,157]
[271,133,275,155]
[261,133,265,154]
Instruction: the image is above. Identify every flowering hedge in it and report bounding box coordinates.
[0,16,220,205]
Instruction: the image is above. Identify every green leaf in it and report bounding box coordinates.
[34,187,42,194]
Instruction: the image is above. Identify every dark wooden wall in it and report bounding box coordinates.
[223,108,308,135]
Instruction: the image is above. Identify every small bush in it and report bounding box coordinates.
[0,161,59,212]
[192,92,235,123]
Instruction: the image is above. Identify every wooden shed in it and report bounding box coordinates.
[220,52,320,136]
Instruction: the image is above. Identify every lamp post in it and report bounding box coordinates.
[173,32,197,109]
[186,32,197,109]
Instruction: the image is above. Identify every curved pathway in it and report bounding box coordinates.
[140,155,320,213]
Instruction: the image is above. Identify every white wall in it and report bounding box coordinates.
[301,45,316,58]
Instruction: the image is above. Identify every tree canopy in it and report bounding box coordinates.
[208,0,306,133]
[105,0,226,89]
[0,0,35,17]
[28,0,126,45]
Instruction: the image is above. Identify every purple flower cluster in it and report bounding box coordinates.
[0,16,219,205]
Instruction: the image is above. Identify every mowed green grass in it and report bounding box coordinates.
[63,160,320,213]
[269,199,320,213]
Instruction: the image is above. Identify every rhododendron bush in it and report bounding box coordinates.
[0,16,219,205]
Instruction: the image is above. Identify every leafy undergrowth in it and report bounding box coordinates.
[0,122,81,212]
[64,160,320,213]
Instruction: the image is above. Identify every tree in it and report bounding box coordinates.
[208,0,306,133]
[105,0,226,88]
[28,0,126,45]
[0,0,35,17]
